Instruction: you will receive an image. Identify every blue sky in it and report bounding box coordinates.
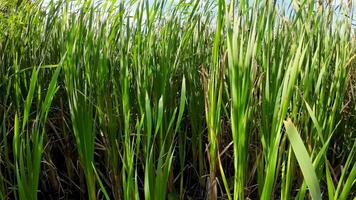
[42,0,355,24]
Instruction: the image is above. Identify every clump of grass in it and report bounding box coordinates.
[225,0,260,198]
[13,66,61,200]
[204,0,224,199]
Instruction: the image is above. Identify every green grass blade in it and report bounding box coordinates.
[284,119,321,200]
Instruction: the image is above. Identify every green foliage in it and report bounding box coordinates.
[0,0,355,199]
[13,66,61,200]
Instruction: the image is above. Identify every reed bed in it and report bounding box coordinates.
[0,0,355,199]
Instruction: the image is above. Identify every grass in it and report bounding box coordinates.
[13,66,60,200]
[0,0,355,199]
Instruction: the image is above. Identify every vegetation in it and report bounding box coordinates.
[0,0,355,199]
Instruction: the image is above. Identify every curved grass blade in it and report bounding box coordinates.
[284,119,321,200]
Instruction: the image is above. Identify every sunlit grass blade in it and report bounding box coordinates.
[284,119,321,200]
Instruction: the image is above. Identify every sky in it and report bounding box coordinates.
[41,0,355,25]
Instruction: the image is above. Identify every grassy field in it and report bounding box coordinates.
[0,0,356,199]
